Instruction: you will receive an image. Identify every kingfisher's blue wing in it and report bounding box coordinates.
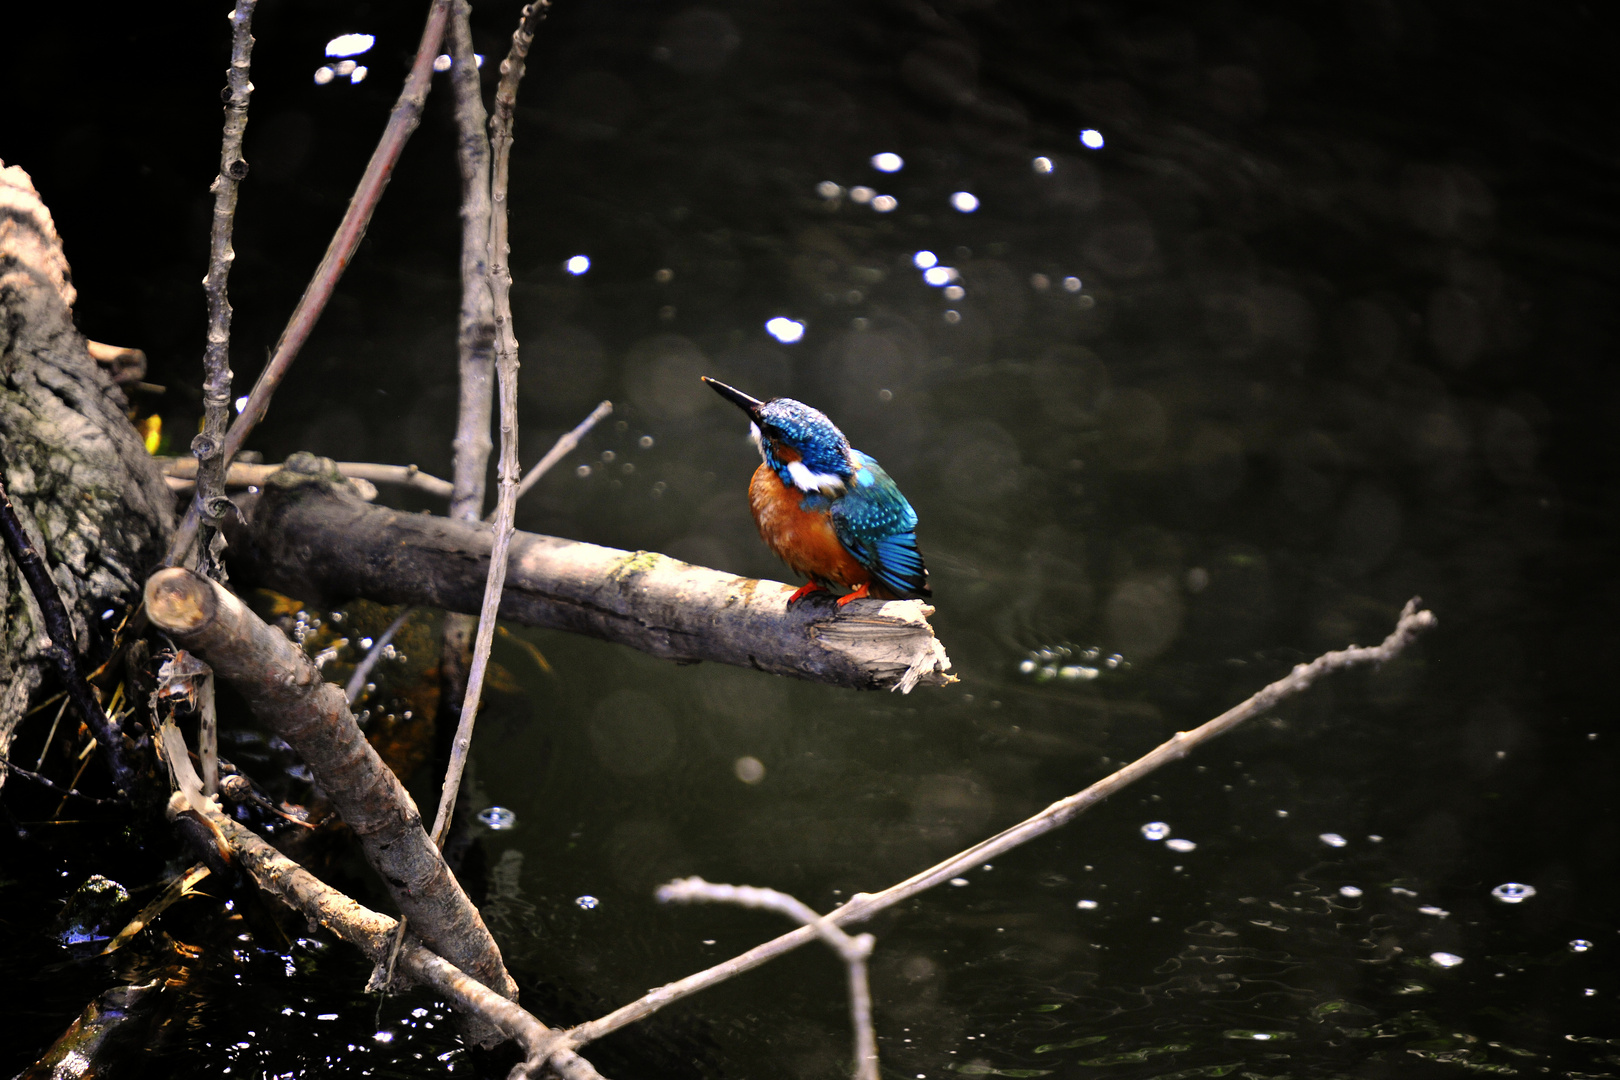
[832,452,931,599]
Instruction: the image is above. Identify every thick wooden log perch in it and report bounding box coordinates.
[142,566,519,1026]
[225,454,955,693]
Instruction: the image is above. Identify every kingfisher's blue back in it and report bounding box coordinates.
[703,377,931,606]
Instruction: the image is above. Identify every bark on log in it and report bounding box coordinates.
[225,454,955,692]
[1,162,174,781]
[142,567,519,1024]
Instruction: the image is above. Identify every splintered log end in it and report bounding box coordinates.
[145,568,218,635]
[808,599,956,693]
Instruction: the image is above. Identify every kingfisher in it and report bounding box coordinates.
[703,376,930,607]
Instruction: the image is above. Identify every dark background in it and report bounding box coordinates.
[4,0,1618,1076]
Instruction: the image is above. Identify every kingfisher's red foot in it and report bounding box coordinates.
[835,582,872,607]
[786,581,826,606]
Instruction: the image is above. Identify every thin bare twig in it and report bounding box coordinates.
[560,599,1438,1047]
[658,877,878,1080]
[165,0,454,567]
[161,458,454,499]
[0,474,136,795]
[0,758,117,806]
[434,0,499,834]
[345,607,414,705]
[428,0,548,851]
[191,0,259,578]
[33,695,69,769]
[510,400,611,507]
[424,0,557,898]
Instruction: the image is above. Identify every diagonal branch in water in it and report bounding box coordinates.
[559,599,1438,1048]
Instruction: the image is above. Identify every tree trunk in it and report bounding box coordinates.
[0,162,175,780]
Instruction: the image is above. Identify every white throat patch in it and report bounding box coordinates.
[785,459,846,496]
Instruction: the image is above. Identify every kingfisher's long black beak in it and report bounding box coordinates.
[702,376,764,417]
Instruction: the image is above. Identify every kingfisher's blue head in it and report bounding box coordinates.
[703,377,853,495]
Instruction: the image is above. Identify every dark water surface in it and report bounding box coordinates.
[5,0,1619,1076]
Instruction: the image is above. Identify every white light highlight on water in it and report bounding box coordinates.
[949,191,980,213]
[325,33,376,58]
[1076,899,1099,910]
[1080,128,1105,149]
[914,250,938,269]
[1141,822,1171,841]
[1571,939,1594,952]
[870,152,904,173]
[350,65,368,84]
[815,180,842,199]
[575,895,600,909]
[765,317,806,344]
[1062,276,1083,292]
[1491,882,1536,903]
[943,284,965,301]
[872,194,898,212]
[1339,885,1363,898]
[1430,952,1465,968]
[1319,832,1348,848]
[565,254,591,275]
[922,266,957,286]
[1165,838,1197,852]
[313,66,335,85]
[1033,156,1053,173]
[476,806,517,830]
[848,186,875,204]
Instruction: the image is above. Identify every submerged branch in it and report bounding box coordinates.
[224,456,954,692]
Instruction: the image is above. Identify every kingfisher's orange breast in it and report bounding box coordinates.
[748,463,869,588]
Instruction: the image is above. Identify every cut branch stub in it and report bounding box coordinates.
[142,566,519,1033]
[224,454,954,692]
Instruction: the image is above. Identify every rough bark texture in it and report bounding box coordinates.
[226,454,955,692]
[142,567,519,1018]
[0,162,174,780]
